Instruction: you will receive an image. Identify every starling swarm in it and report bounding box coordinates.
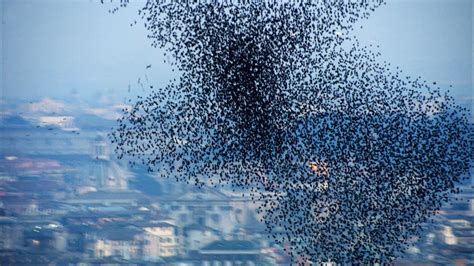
[107,1,471,264]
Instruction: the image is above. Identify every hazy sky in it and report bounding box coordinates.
[1,0,472,103]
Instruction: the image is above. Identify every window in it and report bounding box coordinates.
[171,205,181,211]
[179,213,188,223]
[211,214,221,223]
[197,216,205,226]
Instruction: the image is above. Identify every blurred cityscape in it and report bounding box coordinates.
[0,98,472,265]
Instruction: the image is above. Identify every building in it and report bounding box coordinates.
[184,223,221,254]
[160,185,249,237]
[142,221,179,258]
[197,240,262,266]
[0,217,23,250]
[66,190,147,206]
[91,226,143,259]
[85,135,131,191]
[22,221,67,252]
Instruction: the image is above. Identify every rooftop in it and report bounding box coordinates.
[202,240,259,251]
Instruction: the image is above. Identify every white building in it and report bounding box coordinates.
[142,221,179,258]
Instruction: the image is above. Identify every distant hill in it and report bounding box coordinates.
[0,115,34,129]
[73,114,117,130]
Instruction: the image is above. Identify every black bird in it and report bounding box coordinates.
[106,1,471,264]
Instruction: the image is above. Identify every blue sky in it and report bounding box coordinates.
[1,0,472,105]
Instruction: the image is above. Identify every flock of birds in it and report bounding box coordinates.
[106,0,471,264]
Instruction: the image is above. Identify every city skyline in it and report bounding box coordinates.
[0,0,472,265]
